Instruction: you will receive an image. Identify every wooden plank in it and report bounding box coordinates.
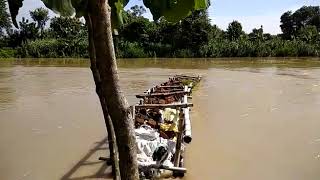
[173,77,201,83]
[153,89,184,93]
[138,164,187,173]
[174,75,201,80]
[135,103,193,109]
[158,85,184,88]
[136,91,188,98]
[160,81,183,86]
[174,74,199,78]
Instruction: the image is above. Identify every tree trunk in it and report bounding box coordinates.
[85,15,120,180]
[87,1,139,180]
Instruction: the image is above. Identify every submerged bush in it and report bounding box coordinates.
[20,38,88,58]
[0,48,17,58]
[173,49,194,58]
[200,38,320,58]
[117,42,147,58]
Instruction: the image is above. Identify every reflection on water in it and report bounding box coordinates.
[0,69,16,111]
[0,58,320,180]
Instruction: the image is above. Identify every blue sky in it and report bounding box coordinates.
[17,0,319,34]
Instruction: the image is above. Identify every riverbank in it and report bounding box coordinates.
[1,40,320,59]
[1,57,320,69]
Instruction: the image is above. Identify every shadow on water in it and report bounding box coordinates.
[60,137,112,180]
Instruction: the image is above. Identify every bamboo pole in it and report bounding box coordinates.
[131,105,135,120]
[158,85,184,88]
[138,164,187,173]
[183,86,192,143]
[173,110,184,167]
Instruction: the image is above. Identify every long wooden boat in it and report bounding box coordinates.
[132,74,201,179]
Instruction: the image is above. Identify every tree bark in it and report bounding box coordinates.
[87,1,139,180]
[85,15,120,180]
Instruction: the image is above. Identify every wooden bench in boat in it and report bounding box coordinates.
[136,91,188,98]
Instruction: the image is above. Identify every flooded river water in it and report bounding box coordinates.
[1,58,320,180]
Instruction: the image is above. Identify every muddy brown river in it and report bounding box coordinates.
[1,58,320,180]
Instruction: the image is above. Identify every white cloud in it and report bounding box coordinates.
[211,15,281,34]
[209,3,319,35]
[17,0,56,21]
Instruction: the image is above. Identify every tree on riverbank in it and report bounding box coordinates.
[30,7,49,37]
[280,6,320,40]
[226,20,243,41]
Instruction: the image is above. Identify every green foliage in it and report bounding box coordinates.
[30,7,49,30]
[0,48,16,57]
[293,6,320,30]
[7,0,209,32]
[176,10,211,55]
[200,37,320,58]
[4,7,48,48]
[116,41,147,58]
[49,16,86,39]
[19,38,88,58]
[129,5,146,17]
[280,11,294,40]
[174,49,194,58]
[70,0,87,17]
[18,16,88,58]
[280,6,320,39]
[114,9,320,58]
[4,17,39,47]
[2,4,320,59]
[143,0,209,22]
[41,0,74,16]
[0,0,11,36]
[297,25,319,43]
[7,0,88,27]
[226,20,243,41]
[120,14,152,43]
[110,0,129,29]
[18,17,39,41]
[249,26,264,41]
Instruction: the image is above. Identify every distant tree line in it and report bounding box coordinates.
[0,2,320,58]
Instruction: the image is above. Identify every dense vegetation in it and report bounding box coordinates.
[0,3,320,58]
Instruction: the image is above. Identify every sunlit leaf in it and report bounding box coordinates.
[41,0,75,16]
[195,0,209,9]
[162,0,195,22]
[7,0,209,30]
[42,0,88,17]
[71,0,87,17]
[110,0,129,29]
[143,0,209,22]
